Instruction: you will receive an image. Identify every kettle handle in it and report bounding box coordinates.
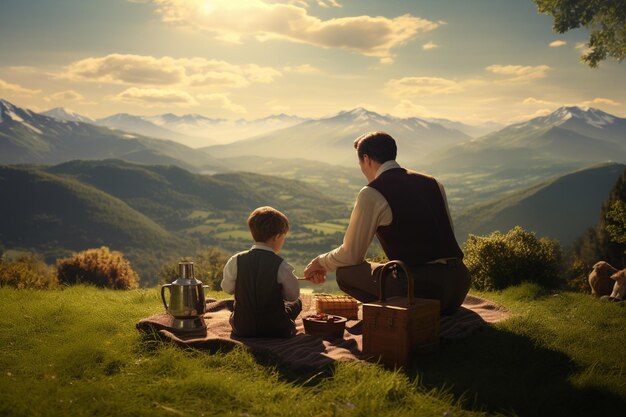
[377,260,414,305]
[161,284,172,311]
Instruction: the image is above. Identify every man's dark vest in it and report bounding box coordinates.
[232,249,294,338]
[368,168,463,266]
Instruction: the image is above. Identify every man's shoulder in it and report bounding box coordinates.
[358,185,386,202]
[404,168,436,181]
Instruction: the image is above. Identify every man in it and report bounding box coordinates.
[304,131,470,315]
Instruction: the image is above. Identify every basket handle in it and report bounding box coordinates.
[377,260,415,305]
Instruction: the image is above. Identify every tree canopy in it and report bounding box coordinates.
[533,0,626,67]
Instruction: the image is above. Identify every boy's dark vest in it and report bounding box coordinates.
[368,168,463,266]
[232,249,294,338]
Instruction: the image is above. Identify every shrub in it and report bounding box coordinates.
[463,226,563,291]
[0,252,58,289]
[56,247,139,289]
[158,247,229,290]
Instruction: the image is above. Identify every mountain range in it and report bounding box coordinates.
[424,106,626,171]
[204,107,473,166]
[1,99,223,172]
[4,97,626,242]
[41,107,309,147]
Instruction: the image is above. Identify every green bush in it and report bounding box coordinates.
[56,247,139,289]
[562,257,591,293]
[463,226,563,291]
[158,247,229,290]
[0,252,58,289]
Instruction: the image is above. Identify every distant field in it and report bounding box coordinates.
[186,210,213,220]
[304,221,348,235]
[213,230,251,239]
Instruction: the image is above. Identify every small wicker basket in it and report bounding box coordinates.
[315,294,359,320]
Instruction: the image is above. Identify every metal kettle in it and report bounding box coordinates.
[161,261,209,319]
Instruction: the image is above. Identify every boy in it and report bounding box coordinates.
[221,206,303,338]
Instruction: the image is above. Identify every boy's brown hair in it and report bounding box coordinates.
[247,206,289,242]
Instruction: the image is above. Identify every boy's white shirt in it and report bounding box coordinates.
[221,245,300,302]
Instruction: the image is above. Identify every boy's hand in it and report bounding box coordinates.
[304,257,326,284]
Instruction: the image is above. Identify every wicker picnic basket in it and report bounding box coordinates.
[362,261,440,367]
[315,294,359,320]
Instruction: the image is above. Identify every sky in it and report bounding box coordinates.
[0,0,625,125]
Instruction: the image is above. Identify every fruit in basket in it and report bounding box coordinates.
[303,313,347,338]
[306,313,335,322]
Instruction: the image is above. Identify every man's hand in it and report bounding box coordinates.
[304,257,326,284]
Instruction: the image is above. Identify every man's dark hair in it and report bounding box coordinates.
[353,131,397,163]
[247,206,289,242]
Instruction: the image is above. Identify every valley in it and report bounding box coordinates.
[2,98,626,287]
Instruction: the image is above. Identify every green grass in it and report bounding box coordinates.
[304,222,347,235]
[213,230,251,239]
[1,284,624,417]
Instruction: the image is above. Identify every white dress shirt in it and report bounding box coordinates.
[221,245,300,301]
[317,160,454,272]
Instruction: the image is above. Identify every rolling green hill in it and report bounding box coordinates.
[1,160,352,284]
[0,165,186,283]
[454,163,626,245]
[47,159,349,228]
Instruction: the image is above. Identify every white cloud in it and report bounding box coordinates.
[283,0,342,7]
[386,76,466,97]
[523,97,556,106]
[485,64,550,83]
[0,78,41,96]
[197,93,246,113]
[65,54,185,85]
[422,41,438,50]
[511,108,553,122]
[549,40,566,47]
[148,0,440,62]
[575,41,592,55]
[265,99,290,113]
[113,87,198,106]
[62,54,281,87]
[47,90,84,101]
[580,98,621,106]
[283,64,321,74]
[391,100,433,118]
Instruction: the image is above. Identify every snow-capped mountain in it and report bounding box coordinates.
[424,117,503,138]
[40,107,95,124]
[522,106,617,129]
[93,112,308,146]
[0,98,45,136]
[94,113,210,147]
[0,99,223,170]
[424,106,626,171]
[145,113,224,129]
[145,112,309,144]
[204,107,471,165]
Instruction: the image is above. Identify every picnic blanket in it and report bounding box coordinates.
[136,294,509,373]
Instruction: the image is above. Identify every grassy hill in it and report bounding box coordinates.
[218,155,366,204]
[454,163,626,245]
[0,284,623,417]
[0,165,186,282]
[46,159,349,228]
[1,160,352,284]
